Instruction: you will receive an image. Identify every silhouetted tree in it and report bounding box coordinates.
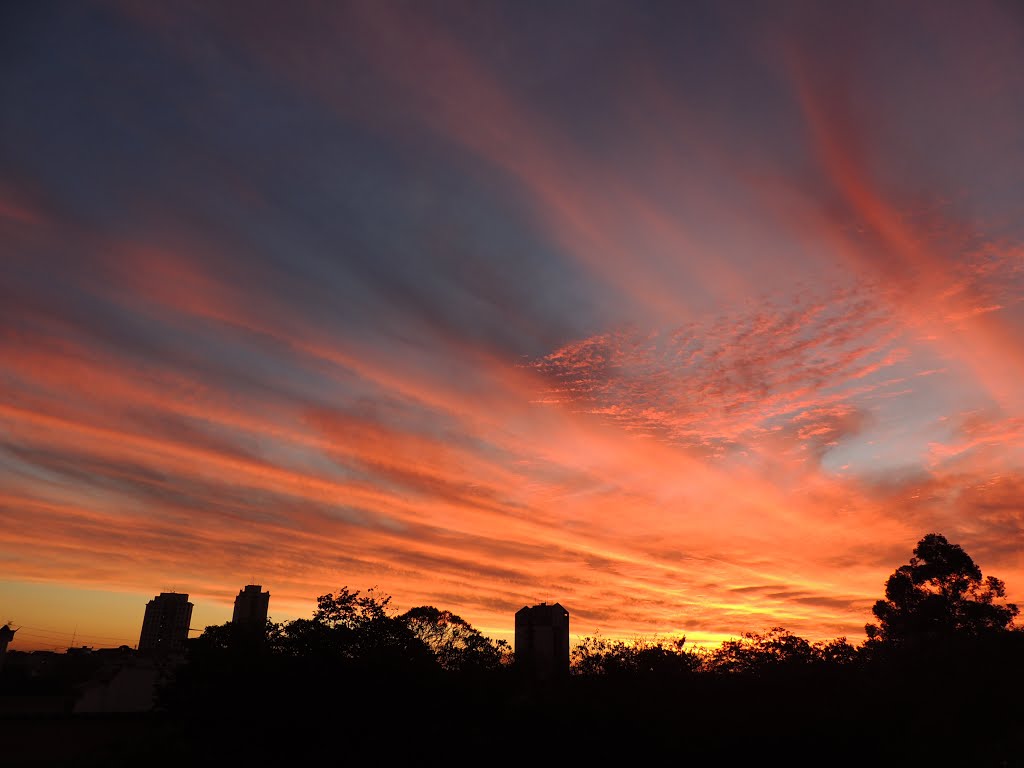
[192,621,235,652]
[399,606,509,673]
[280,587,432,670]
[866,533,1018,645]
[312,586,391,628]
[812,636,860,667]
[572,634,699,676]
[705,627,814,675]
[190,618,283,654]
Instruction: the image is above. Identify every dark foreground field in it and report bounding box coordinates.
[3,668,1022,767]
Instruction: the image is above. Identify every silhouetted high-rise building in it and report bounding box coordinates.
[138,592,192,653]
[232,584,270,630]
[515,602,570,679]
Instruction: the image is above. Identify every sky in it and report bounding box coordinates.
[2,0,1023,652]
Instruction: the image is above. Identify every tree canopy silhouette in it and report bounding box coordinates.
[399,606,510,673]
[866,532,1018,645]
[701,627,858,675]
[571,634,699,677]
[279,586,434,670]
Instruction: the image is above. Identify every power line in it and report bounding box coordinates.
[10,631,66,641]
[14,625,134,645]
[11,633,136,651]
[7,631,75,647]
[17,624,133,642]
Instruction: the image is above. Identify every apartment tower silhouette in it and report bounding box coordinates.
[232,584,270,631]
[138,592,193,652]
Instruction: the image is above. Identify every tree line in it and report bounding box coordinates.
[179,532,1020,677]
[156,533,1022,763]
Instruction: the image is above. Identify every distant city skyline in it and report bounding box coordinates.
[4,581,532,655]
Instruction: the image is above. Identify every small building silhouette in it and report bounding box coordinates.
[515,602,570,679]
[0,624,16,672]
[138,592,193,653]
[232,584,270,633]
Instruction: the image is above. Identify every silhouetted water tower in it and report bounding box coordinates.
[515,602,569,679]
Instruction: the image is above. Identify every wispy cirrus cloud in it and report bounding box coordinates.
[528,281,906,460]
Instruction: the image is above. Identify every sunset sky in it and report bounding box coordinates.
[2,1,1023,652]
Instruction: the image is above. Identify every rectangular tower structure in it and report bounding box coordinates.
[138,592,193,653]
[232,584,270,631]
[515,602,570,679]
